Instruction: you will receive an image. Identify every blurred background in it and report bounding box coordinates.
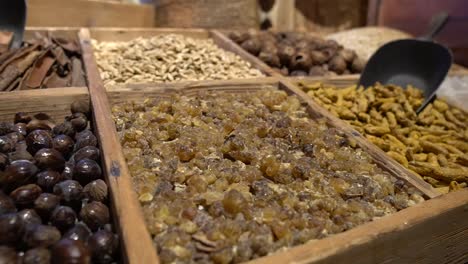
[28,0,468,66]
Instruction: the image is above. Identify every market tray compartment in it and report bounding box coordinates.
[78,26,468,261]
[80,27,276,86]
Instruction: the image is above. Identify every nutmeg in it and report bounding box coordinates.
[63,223,91,242]
[0,160,37,188]
[74,130,97,151]
[310,50,327,65]
[328,55,347,74]
[10,184,42,207]
[34,193,60,220]
[13,123,28,136]
[0,213,21,245]
[62,162,75,180]
[309,66,326,76]
[53,180,83,204]
[14,112,32,124]
[290,51,313,71]
[83,179,108,202]
[34,148,66,171]
[53,122,75,138]
[0,122,14,136]
[0,152,9,170]
[17,209,42,228]
[87,229,118,264]
[0,190,16,214]
[240,38,261,56]
[53,134,74,157]
[277,45,295,67]
[70,113,88,132]
[50,206,77,232]
[258,52,280,68]
[26,119,54,133]
[51,239,91,264]
[339,49,356,63]
[23,248,51,264]
[0,246,18,264]
[23,224,61,248]
[71,100,91,117]
[37,170,65,192]
[0,135,14,153]
[79,201,110,231]
[228,31,249,44]
[26,130,53,155]
[73,159,102,185]
[73,146,100,162]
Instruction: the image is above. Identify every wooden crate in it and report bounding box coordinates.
[82,27,278,85]
[76,23,468,262]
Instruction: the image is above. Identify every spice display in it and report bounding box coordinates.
[229,31,365,77]
[301,83,468,193]
[112,89,423,263]
[92,34,263,85]
[0,33,86,91]
[0,101,118,263]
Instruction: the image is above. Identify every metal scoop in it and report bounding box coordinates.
[0,0,27,49]
[358,12,452,113]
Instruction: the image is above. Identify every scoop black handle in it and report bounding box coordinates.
[419,12,449,41]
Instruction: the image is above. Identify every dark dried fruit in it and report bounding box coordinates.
[23,248,51,264]
[51,239,91,264]
[10,184,42,207]
[0,153,9,170]
[13,123,28,136]
[328,55,347,74]
[63,223,91,242]
[26,130,53,155]
[0,160,38,191]
[53,122,75,138]
[83,179,108,202]
[0,136,14,153]
[53,135,75,157]
[17,209,42,228]
[290,51,312,71]
[34,193,60,220]
[34,148,66,171]
[50,206,77,232]
[258,51,280,68]
[74,130,97,151]
[14,112,32,124]
[88,229,118,264]
[73,159,102,185]
[0,122,14,136]
[23,224,61,248]
[277,45,295,67]
[53,180,83,203]
[0,191,16,214]
[0,213,21,245]
[73,146,100,162]
[240,38,261,56]
[37,170,65,192]
[79,201,109,231]
[71,100,90,117]
[0,246,18,264]
[62,162,74,180]
[26,119,54,133]
[70,114,88,132]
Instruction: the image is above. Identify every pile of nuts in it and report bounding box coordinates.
[301,82,468,193]
[113,89,423,263]
[0,101,118,263]
[229,31,365,77]
[92,34,264,85]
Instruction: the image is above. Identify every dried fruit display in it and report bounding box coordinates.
[112,89,423,263]
[301,83,468,193]
[0,33,86,91]
[0,101,118,263]
[92,34,264,85]
[229,31,365,77]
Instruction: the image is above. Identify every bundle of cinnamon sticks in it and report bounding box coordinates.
[0,32,86,91]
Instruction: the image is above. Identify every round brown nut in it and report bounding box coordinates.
[53,135,75,157]
[63,223,91,242]
[23,224,61,248]
[87,229,118,264]
[71,100,91,117]
[34,148,66,172]
[50,206,77,232]
[51,239,91,264]
[10,184,42,207]
[258,52,280,68]
[73,159,102,185]
[328,55,347,74]
[26,130,53,155]
[83,180,108,202]
[23,248,51,264]
[240,38,261,56]
[79,201,110,231]
[34,193,60,220]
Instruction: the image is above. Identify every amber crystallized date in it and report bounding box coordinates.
[112,89,424,264]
